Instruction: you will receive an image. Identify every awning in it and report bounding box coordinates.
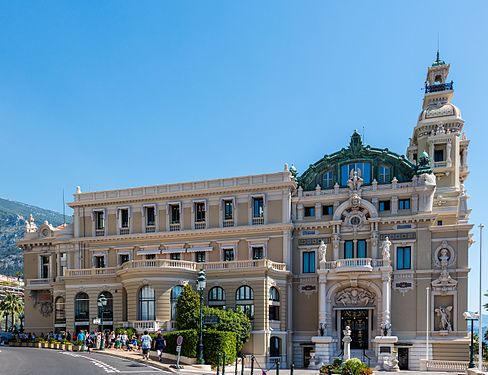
[136,249,161,255]
[186,247,213,253]
[161,248,185,254]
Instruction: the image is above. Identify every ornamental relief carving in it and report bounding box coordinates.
[335,287,375,307]
[433,241,456,268]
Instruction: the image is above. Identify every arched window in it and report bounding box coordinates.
[269,287,280,302]
[270,336,281,357]
[378,165,391,184]
[340,162,371,186]
[55,297,65,323]
[138,286,155,321]
[75,292,89,322]
[208,287,226,308]
[170,285,184,320]
[322,170,335,189]
[98,291,113,321]
[269,287,280,321]
[236,285,254,319]
[236,285,254,301]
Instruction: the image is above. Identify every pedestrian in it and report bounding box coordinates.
[140,330,152,360]
[154,333,166,362]
[121,331,128,350]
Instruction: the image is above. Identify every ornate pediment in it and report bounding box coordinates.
[335,287,375,307]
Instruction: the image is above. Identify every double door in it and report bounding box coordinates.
[340,309,369,350]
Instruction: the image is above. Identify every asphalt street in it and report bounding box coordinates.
[0,346,170,375]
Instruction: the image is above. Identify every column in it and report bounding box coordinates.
[315,202,322,220]
[318,273,327,333]
[382,273,391,330]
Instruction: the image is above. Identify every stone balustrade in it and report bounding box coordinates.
[424,359,488,372]
[130,320,164,333]
[323,258,387,272]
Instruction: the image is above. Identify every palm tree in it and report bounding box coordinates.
[0,293,23,331]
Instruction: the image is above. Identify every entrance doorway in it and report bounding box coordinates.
[341,309,368,350]
[303,347,313,368]
[398,348,409,370]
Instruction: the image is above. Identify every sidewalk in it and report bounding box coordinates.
[95,348,182,373]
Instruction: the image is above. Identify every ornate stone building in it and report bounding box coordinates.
[19,55,471,370]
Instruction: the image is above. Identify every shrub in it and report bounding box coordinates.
[163,329,198,358]
[343,358,370,375]
[175,284,200,330]
[203,330,237,367]
[202,306,251,351]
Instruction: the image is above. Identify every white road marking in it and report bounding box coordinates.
[60,351,164,373]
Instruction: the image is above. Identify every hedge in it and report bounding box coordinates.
[203,330,237,367]
[163,329,198,358]
[115,327,137,338]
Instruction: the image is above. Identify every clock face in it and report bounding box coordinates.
[42,229,49,237]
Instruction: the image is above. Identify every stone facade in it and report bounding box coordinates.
[18,55,471,370]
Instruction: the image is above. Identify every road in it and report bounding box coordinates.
[0,346,170,375]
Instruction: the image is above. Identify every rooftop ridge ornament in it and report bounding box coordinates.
[349,130,364,156]
[432,49,446,67]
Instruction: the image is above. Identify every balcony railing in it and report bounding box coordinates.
[223,219,234,227]
[324,258,388,272]
[64,259,287,278]
[130,320,163,333]
[119,228,130,235]
[252,217,264,225]
[194,221,206,230]
[95,229,105,237]
[169,223,180,232]
[145,226,156,233]
[425,81,453,93]
[27,278,51,286]
[65,267,118,277]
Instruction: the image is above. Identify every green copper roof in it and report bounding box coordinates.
[298,131,426,191]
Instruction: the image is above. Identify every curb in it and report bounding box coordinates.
[94,350,179,373]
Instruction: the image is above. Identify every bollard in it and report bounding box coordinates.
[222,352,226,375]
[235,356,238,375]
[290,363,294,375]
[240,356,245,375]
[250,356,255,375]
[275,358,280,375]
[217,353,221,375]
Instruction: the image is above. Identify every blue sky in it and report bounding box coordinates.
[0,1,486,311]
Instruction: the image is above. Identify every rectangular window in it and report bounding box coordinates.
[170,204,180,224]
[119,208,129,228]
[344,241,354,259]
[398,199,411,210]
[252,246,264,260]
[195,202,206,222]
[357,240,367,258]
[302,251,316,273]
[238,304,254,320]
[341,162,371,186]
[119,254,130,264]
[304,207,315,217]
[252,197,264,218]
[145,206,155,226]
[379,200,391,211]
[379,165,391,184]
[95,211,105,230]
[41,256,50,279]
[396,246,411,270]
[322,205,333,216]
[94,255,105,268]
[223,248,235,262]
[170,253,181,261]
[224,200,233,220]
[434,148,444,162]
[145,254,156,260]
[195,251,206,263]
[269,305,280,321]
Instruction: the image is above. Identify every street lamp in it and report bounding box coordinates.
[97,293,108,350]
[463,311,479,368]
[196,269,207,365]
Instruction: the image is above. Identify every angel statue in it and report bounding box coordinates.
[382,236,392,262]
[435,306,453,331]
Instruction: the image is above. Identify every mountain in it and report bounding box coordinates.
[0,197,68,276]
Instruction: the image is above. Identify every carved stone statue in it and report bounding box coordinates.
[25,214,38,233]
[318,241,327,265]
[382,237,391,262]
[319,322,325,336]
[383,351,400,372]
[435,306,453,331]
[342,326,352,360]
[347,169,363,191]
[335,287,375,306]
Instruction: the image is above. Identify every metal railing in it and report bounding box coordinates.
[425,81,453,93]
[145,226,156,233]
[169,223,180,231]
[119,228,130,235]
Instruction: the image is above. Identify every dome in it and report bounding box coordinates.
[418,102,461,121]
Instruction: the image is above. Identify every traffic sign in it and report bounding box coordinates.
[176,335,184,346]
[203,315,220,325]
[176,345,181,352]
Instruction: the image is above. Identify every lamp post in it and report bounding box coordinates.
[196,269,207,365]
[463,311,479,368]
[478,224,484,372]
[97,293,107,350]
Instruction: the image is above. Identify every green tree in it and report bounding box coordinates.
[0,293,23,331]
[175,284,200,330]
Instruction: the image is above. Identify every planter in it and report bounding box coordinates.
[34,343,42,348]
[73,345,82,352]
[49,343,55,349]
[65,345,72,351]
[41,342,49,348]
